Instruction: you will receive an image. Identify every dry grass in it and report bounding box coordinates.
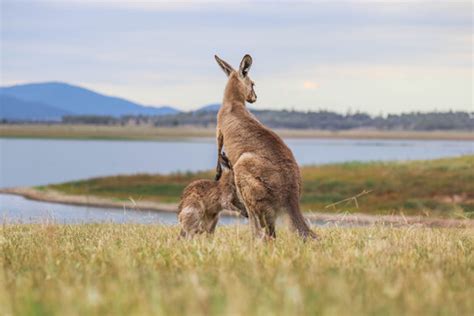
[0,124,215,140]
[1,224,473,315]
[2,124,474,140]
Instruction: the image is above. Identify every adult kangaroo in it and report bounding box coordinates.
[214,54,317,240]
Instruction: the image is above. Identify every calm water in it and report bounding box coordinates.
[1,137,472,188]
[0,193,245,225]
[0,193,333,226]
[1,137,472,224]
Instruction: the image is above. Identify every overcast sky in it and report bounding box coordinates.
[1,0,472,113]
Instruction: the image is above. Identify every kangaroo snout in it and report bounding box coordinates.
[248,94,257,103]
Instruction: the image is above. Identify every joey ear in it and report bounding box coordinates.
[215,55,234,77]
[239,54,252,77]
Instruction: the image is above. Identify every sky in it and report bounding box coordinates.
[1,0,472,114]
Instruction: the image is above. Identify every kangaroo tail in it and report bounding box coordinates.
[287,197,318,240]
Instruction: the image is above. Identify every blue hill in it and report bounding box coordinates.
[150,105,181,116]
[194,103,255,113]
[195,103,221,113]
[0,82,180,117]
[0,94,71,121]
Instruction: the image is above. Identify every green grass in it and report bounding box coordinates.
[47,171,212,204]
[1,224,472,315]
[47,156,474,217]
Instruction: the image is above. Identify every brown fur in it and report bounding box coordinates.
[214,54,317,240]
[178,154,246,238]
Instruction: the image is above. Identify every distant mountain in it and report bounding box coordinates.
[193,103,257,113]
[0,94,71,121]
[195,103,221,113]
[0,82,180,118]
[150,105,181,116]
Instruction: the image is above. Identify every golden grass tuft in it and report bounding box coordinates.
[1,224,473,315]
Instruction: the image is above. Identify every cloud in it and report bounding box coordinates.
[303,81,320,90]
[1,0,471,113]
[43,0,253,12]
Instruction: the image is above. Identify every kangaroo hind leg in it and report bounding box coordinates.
[234,177,264,238]
[261,210,276,239]
[234,173,275,239]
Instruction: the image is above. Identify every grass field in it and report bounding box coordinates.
[2,124,474,140]
[46,156,474,218]
[1,224,472,315]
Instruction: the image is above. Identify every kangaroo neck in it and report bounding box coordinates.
[223,74,246,107]
[218,171,234,192]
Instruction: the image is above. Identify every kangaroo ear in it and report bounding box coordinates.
[239,54,252,77]
[215,55,234,77]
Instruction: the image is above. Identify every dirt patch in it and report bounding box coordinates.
[434,194,474,204]
[306,212,473,228]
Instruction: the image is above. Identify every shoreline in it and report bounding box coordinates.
[0,187,178,213]
[1,124,473,141]
[2,187,472,228]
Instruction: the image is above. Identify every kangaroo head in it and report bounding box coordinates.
[219,151,232,170]
[214,54,257,103]
[218,152,234,183]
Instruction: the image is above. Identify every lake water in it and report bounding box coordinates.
[1,137,472,224]
[0,193,246,225]
[1,137,472,188]
[0,193,332,226]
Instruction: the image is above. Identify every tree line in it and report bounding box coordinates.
[59,110,473,131]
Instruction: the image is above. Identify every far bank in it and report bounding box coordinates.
[1,124,474,141]
[2,156,473,220]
